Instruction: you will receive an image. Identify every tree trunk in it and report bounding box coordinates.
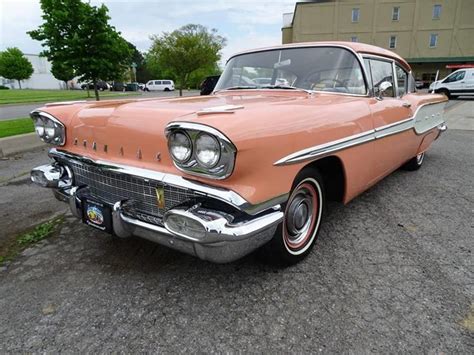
[93,80,100,101]
[18,80,22,89]
[64,81,68,90]
[179,88,183,97]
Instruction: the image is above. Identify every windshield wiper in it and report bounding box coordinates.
[261,85,314,94]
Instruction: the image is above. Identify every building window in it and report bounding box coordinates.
[433,4,442,19]
[351,36,358,42]
[389,35,397,49]
[429,33,438,48]
[352,8,360,22]
[392,6,400,21]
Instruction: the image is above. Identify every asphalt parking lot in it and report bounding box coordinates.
[0,103,473,352]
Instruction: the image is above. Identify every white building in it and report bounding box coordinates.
[0,53,79,90]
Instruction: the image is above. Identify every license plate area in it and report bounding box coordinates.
[82,198,113,234]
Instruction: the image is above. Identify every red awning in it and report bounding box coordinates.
[446,64,474,69]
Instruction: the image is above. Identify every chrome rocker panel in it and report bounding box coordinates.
[32,155,283,263]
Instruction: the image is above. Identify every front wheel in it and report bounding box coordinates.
[437,88,451,99]
[260,167,325,265]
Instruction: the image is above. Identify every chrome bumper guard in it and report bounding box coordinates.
[436,123,447,140]
[31,162,283,263]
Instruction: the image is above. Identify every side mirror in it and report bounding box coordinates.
[377,81,393,99]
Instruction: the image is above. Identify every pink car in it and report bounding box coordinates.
[30,42,447,264]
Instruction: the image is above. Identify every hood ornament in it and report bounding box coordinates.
[196,104,244,116]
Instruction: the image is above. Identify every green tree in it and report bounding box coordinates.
[149,24,226,96]
[0,47,34,89]
[51,61,75,89]
[29,0,131,100]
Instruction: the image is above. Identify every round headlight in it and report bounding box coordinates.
[44,119,56,141]
[195,133,221,168]
[169,131,192,163]
[34,118,45,137]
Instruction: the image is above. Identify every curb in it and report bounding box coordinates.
[0,133,46,158]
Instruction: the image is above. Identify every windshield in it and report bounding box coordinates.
[215,46,367,95]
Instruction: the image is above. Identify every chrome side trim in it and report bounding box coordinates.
[48,148,281,215]
[274,130,375,166]
[274,101,446,166]
[374,117,413,139]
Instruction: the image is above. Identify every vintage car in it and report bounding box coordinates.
[30,42,447,264]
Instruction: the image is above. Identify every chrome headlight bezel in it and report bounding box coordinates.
[165,123,236,180]
[30,111,66,146]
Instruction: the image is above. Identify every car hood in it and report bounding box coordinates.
[40,90,372,178]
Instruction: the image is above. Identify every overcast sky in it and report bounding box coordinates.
[0,0,296,64]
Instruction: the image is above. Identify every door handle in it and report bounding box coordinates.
[460,81,465,83]
[402,102,411,108]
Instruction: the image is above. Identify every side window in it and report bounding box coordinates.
[444,71,465,83]
[395,65,407,96]
[363,58,373,93]
[155,81,162,85]
[368,59,395,97]
[163,80,171,85]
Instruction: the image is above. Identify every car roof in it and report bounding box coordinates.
[229,41,411,72]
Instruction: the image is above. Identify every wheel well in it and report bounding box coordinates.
[302,156,345,202]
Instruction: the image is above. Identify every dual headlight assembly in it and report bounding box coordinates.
[30,111,66,146]
[166,123,236,180]
[30,112,235,180]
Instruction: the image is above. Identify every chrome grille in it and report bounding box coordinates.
[67,160,200,223]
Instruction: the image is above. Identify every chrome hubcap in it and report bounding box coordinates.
[285,190,313,244]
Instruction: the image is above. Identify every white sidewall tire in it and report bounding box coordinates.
[283,177,323,256]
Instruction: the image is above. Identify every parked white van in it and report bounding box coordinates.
[429,68,474,99]
[145,80,175,91]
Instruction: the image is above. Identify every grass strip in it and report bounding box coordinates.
[0,89,139,105]
[0,117,34,138]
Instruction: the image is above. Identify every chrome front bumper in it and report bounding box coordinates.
[31,157,283,263]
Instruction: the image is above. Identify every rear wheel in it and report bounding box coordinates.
[260,167,325,265]
[164,88,170,92]
[402,152,425,171]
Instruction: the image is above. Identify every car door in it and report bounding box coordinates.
[443,70,466,94]
[364,57,415,180]
[155,80,163,90]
